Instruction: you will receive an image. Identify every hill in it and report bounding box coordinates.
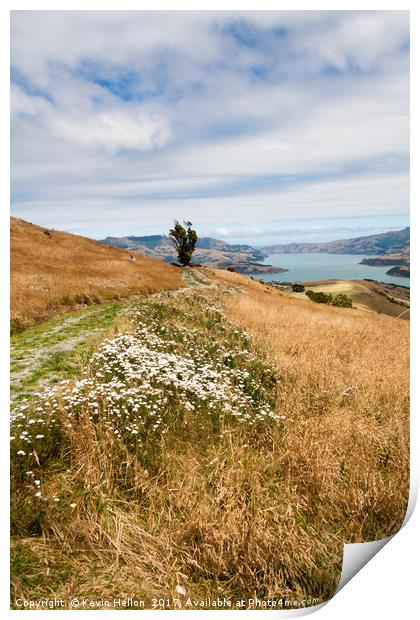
[386,264,410,278]
[100,227,411,276]
[283,279,409,319]
[100,234,266,261]
[10,218,183,332]
[11,267,409,607]
[359,253,410,278]
[100,234,283,274]
[261,227,410,255]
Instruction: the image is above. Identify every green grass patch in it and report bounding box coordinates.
[11,302,126,401]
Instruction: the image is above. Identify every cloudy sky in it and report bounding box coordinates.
[11,10,409,245]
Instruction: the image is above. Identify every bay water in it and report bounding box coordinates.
[257,253,410,287]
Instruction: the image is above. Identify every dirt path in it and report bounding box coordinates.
[10,267,216,404]
[180,266,215,288]
[10,302,126,402]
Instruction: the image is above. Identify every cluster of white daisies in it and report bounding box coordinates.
[11,292,283,504]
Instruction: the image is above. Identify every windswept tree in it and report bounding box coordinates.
[169,220,198,266]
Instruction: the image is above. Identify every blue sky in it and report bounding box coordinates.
[11,11,409,245]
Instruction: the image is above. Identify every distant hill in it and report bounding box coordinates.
[11,218,182,332]
[101,234,265,261]
[100,234,284,274]
[101,234,167,254]
[100,227,410,275]
[261,227,410,255]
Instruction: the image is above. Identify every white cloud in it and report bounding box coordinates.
[51,109,171,152]
[287,11,409,73]
[10,84,52,117]
[10,10,409,238]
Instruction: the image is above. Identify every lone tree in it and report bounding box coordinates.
[169,220,198,266]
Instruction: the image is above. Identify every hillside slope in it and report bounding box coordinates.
[289,279,410,319]
[11,268,409,608]
[11,218,183,332]
[262,227,410,255]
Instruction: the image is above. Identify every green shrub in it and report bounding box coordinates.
[305,290,332,304]
[292,283,305,292]
[331,293,353,308]
[305,290,352,308]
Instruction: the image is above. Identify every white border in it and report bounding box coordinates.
[2,2,417,618]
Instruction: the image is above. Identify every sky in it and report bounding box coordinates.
[10,10,410,245]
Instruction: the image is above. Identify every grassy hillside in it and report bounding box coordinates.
[214,271,409,534]
[289,279,409,319]
[11,218,183,332]
[10,268,409,609]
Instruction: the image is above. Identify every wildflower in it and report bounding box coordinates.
[11,290,280,486]
[175,585,186,596]
[69,503,77,509]
[17,450,25,456]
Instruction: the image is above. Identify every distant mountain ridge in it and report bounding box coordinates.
[261,227,410,255]
[99,234,283,274]
[100,227,410,276]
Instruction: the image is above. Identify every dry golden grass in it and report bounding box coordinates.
[215,272,410,545]
[14,419,337,606]
[208,267,269,291]
[10,217,183,332]
[10,269,409,608]
[301,279,410,318]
